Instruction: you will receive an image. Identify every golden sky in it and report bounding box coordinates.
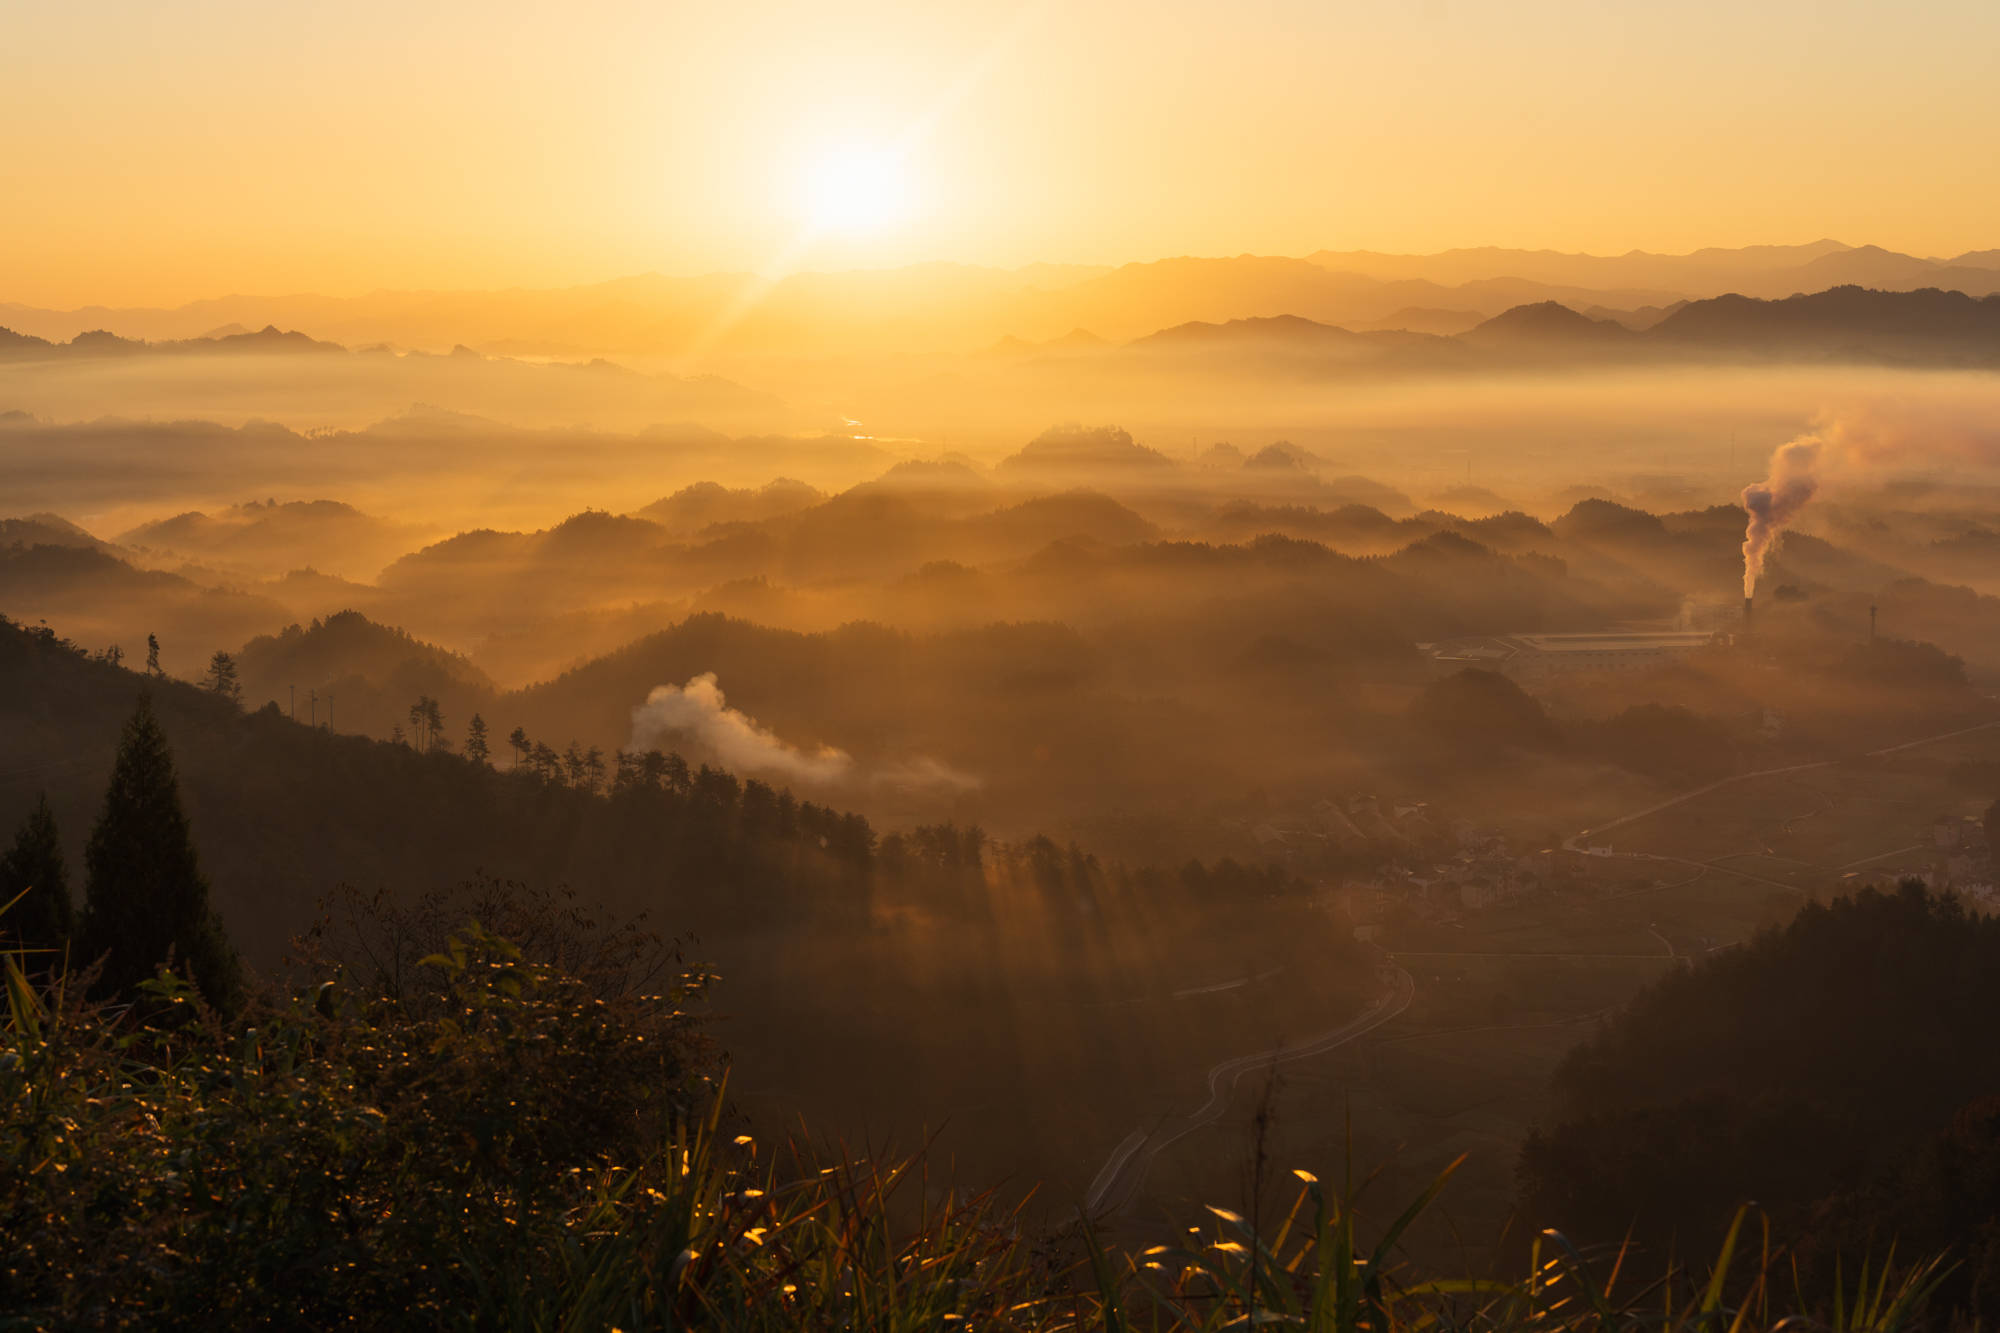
[6,0,1998,308]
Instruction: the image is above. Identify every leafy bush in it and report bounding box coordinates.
[2,925,711,1326]
[1,922,1952,1331]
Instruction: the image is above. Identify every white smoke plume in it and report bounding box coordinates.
[1739,436,1823,597]
[628,674,983,792]
[630,673,853,784]
[1738,405,2000,597]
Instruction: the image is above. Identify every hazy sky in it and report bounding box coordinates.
[7,0,1999,307]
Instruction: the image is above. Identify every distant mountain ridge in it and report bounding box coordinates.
[1104,285,2000,373]
[9,284,1997,393]
[1303,240,2000,299]
[10,240,2000,358]
[0,323,346,360]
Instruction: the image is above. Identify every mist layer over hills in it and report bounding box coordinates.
[14,240,2000,1279]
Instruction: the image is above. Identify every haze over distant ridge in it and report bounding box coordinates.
[6,241,1999,362]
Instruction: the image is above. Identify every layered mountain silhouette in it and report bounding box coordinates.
[1647,285,2000,361]
[117,500,427,583]
[1095,285,2000,373]
[9,241,1998,358]
[0,324,346,359]
[1302,240,2000,300]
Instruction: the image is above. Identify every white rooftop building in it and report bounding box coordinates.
[1418,630,1718,681]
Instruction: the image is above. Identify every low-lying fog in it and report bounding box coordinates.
[11,342,2000,1254]
[6,352,2000,535]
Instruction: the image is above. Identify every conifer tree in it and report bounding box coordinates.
[465,713,491,766]
[78,695,242,1008]
[0,792,73,957]
[203,650,241,702]
[408,695,442,751]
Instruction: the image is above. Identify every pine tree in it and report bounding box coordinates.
[78,696,242,1008]
[145,633,162,677]
[465,713,491,766]
[508,726,529,766]
[204,650,241,702]
[530,741,560,780]
[0,792,73,958]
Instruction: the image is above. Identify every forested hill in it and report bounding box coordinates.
[1,611,1377,1199]
[0,614,882,965]
[0,611,1348,972]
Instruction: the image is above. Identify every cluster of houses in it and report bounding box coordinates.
[1846,811,1998,905]
[1246,794,1630,923]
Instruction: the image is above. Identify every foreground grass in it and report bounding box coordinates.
[0,928,1949,1331]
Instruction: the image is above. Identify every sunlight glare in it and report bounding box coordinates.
[803,146,912,234]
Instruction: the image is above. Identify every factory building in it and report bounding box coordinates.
[1418,630,1718,681]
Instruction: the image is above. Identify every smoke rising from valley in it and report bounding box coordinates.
[630,673,853,784]
[1740,437,1823,597]
[1739,401,2000,597]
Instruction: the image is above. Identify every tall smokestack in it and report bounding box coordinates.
[1743,595,1753,624]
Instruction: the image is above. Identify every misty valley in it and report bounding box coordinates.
[12,241,2000,1327]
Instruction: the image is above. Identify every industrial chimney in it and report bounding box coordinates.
[1743,595,1754,624]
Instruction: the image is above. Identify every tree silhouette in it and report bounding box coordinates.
[465,713,491,767]
[0,791,73,958]
[203,650,241,702]
[507,726,529,767]
[145,633,162,677]
[529,741,560,781]
[407,695,446,752]
[78,696,241,1008]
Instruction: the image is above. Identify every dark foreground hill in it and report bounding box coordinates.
[0,614,876,961]
[1520,884,2000,1311]
[0,612,1377,1207]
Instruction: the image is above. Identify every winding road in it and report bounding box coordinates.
[1082,718,2000,1219]
[1084,965,1416,1215]
[1563,717,2000,871]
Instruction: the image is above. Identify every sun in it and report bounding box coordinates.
[802,146,912,234]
